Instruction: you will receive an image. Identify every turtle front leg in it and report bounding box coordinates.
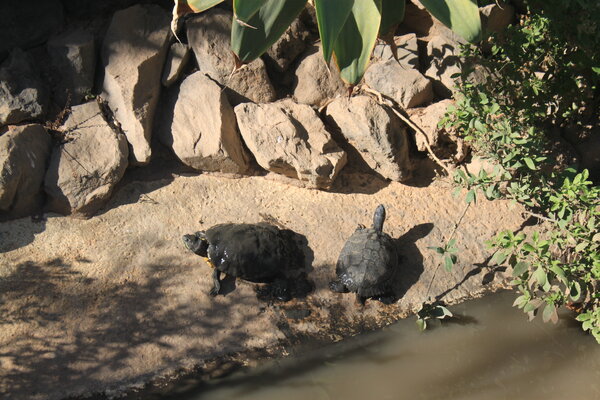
[209,269,222,297]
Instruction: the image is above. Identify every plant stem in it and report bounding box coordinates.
[423,201,472,301]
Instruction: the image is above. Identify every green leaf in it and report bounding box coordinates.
[512,261,529,277]
[444,254,454,271]
[419,0,482,43]
[233,0,266,22]
[447,238,457,249]
[532,267,547,287]
[437,305,453,318]
[175,0,224,14]
[523,157,536,170]
[542,303,558,324]
[575,241,588,252]
[465,189,476,204]
[332,0,383,85]
[428,246,446,255]
[592,67,600,75]
[522,243,536,253]
[570,281,582,301]
[416,318,427,331]
[313,0,354,64]
[231,0,308,63]
[379,0,405,36]
[549,265,567,284]
[523,299,542,313]
[490,250,507,266]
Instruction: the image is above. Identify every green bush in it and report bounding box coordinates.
[444,0,600,342]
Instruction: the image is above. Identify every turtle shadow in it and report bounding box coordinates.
[390,222,434,300]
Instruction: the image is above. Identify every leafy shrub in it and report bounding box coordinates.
[444,0,600,342]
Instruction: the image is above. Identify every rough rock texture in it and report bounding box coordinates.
[0,49,49,127]
[186,9,276,105]
[0,124,51,221]
[293,45,347,108]
[265,18,309,72]
[407,99,454,152]
[44,101,129,218]
[161,42,191,87]
[0,0,64,60]
[47,29,96,107]
[399,0,433,36]
[372,33,419,69]
[424,35,462,98]
[101,4,171,165]
[325,96,412,182]
[158,72,251,174]
[365,59,433,109]
[0,170,530,400]
[234,99,347,189]
[481,1,515,34]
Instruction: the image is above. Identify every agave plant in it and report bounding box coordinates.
[172,0,482,85]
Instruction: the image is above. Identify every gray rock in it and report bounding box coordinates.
[293,45,347,108]
[44,101,128,218]
[324,96,411,182]
[0,124,51,220]
[101,4,171,165]
[372,33,419,69]
[424,35,462,98]
[234,99,347,189]
[265,18,309,72]
[162,42,191,87]
[365,59,433,109]
[0,0,64,60]
[0,49,49,127]
[481,1,515,35]
[186,9,276,105]
[407,99,454,152]
[400,1,433,37]
[158,72,251,174]
[47,29,96,107]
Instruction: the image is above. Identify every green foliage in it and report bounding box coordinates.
[444,1,600,342]
[416,303,453,331]
[173,0,482,85]
[429,238,459,272]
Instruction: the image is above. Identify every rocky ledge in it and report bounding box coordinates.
[0,167,530,399]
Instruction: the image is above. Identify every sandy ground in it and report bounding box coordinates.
[0,163,529,399]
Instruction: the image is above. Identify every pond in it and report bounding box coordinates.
[163,291,600,400]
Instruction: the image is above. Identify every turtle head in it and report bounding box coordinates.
[372,204,386,233]
[182,231,209,257]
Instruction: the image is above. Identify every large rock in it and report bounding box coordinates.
[0,124,51,220]
[372,33,419,69]
[0,49,49,127]
[424,35,462,98]
[186,9,276,105]
[158,72,251,174]
[44,101,129,218]
[481,1,515,35]
[365,59,433,109]
[407,99,455,153]
[161,42,191,87]
[265,18,309,72]
[47,29,96,107]
[234,99,347,189]
[324,96,412,182]
[293,45,347,107]
[101,4,171,165]
[0,0,64,60]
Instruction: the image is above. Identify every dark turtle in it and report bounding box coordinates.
[183,223,304,300]
[330,204,399,304]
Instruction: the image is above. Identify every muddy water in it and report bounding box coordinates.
[173,291,600,400]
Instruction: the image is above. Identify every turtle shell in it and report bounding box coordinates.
[204,223,301,282]
[335,227,398,297]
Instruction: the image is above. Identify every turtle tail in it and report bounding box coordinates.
[372,204,386,233]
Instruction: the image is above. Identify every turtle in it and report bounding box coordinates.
[183,223,305,300]
[330,204,399,304]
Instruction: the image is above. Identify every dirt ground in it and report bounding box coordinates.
[0,162,530,399]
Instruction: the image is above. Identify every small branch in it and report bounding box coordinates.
[361,87,454,177]
[424,201,472,301]
[523,210,558,224]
